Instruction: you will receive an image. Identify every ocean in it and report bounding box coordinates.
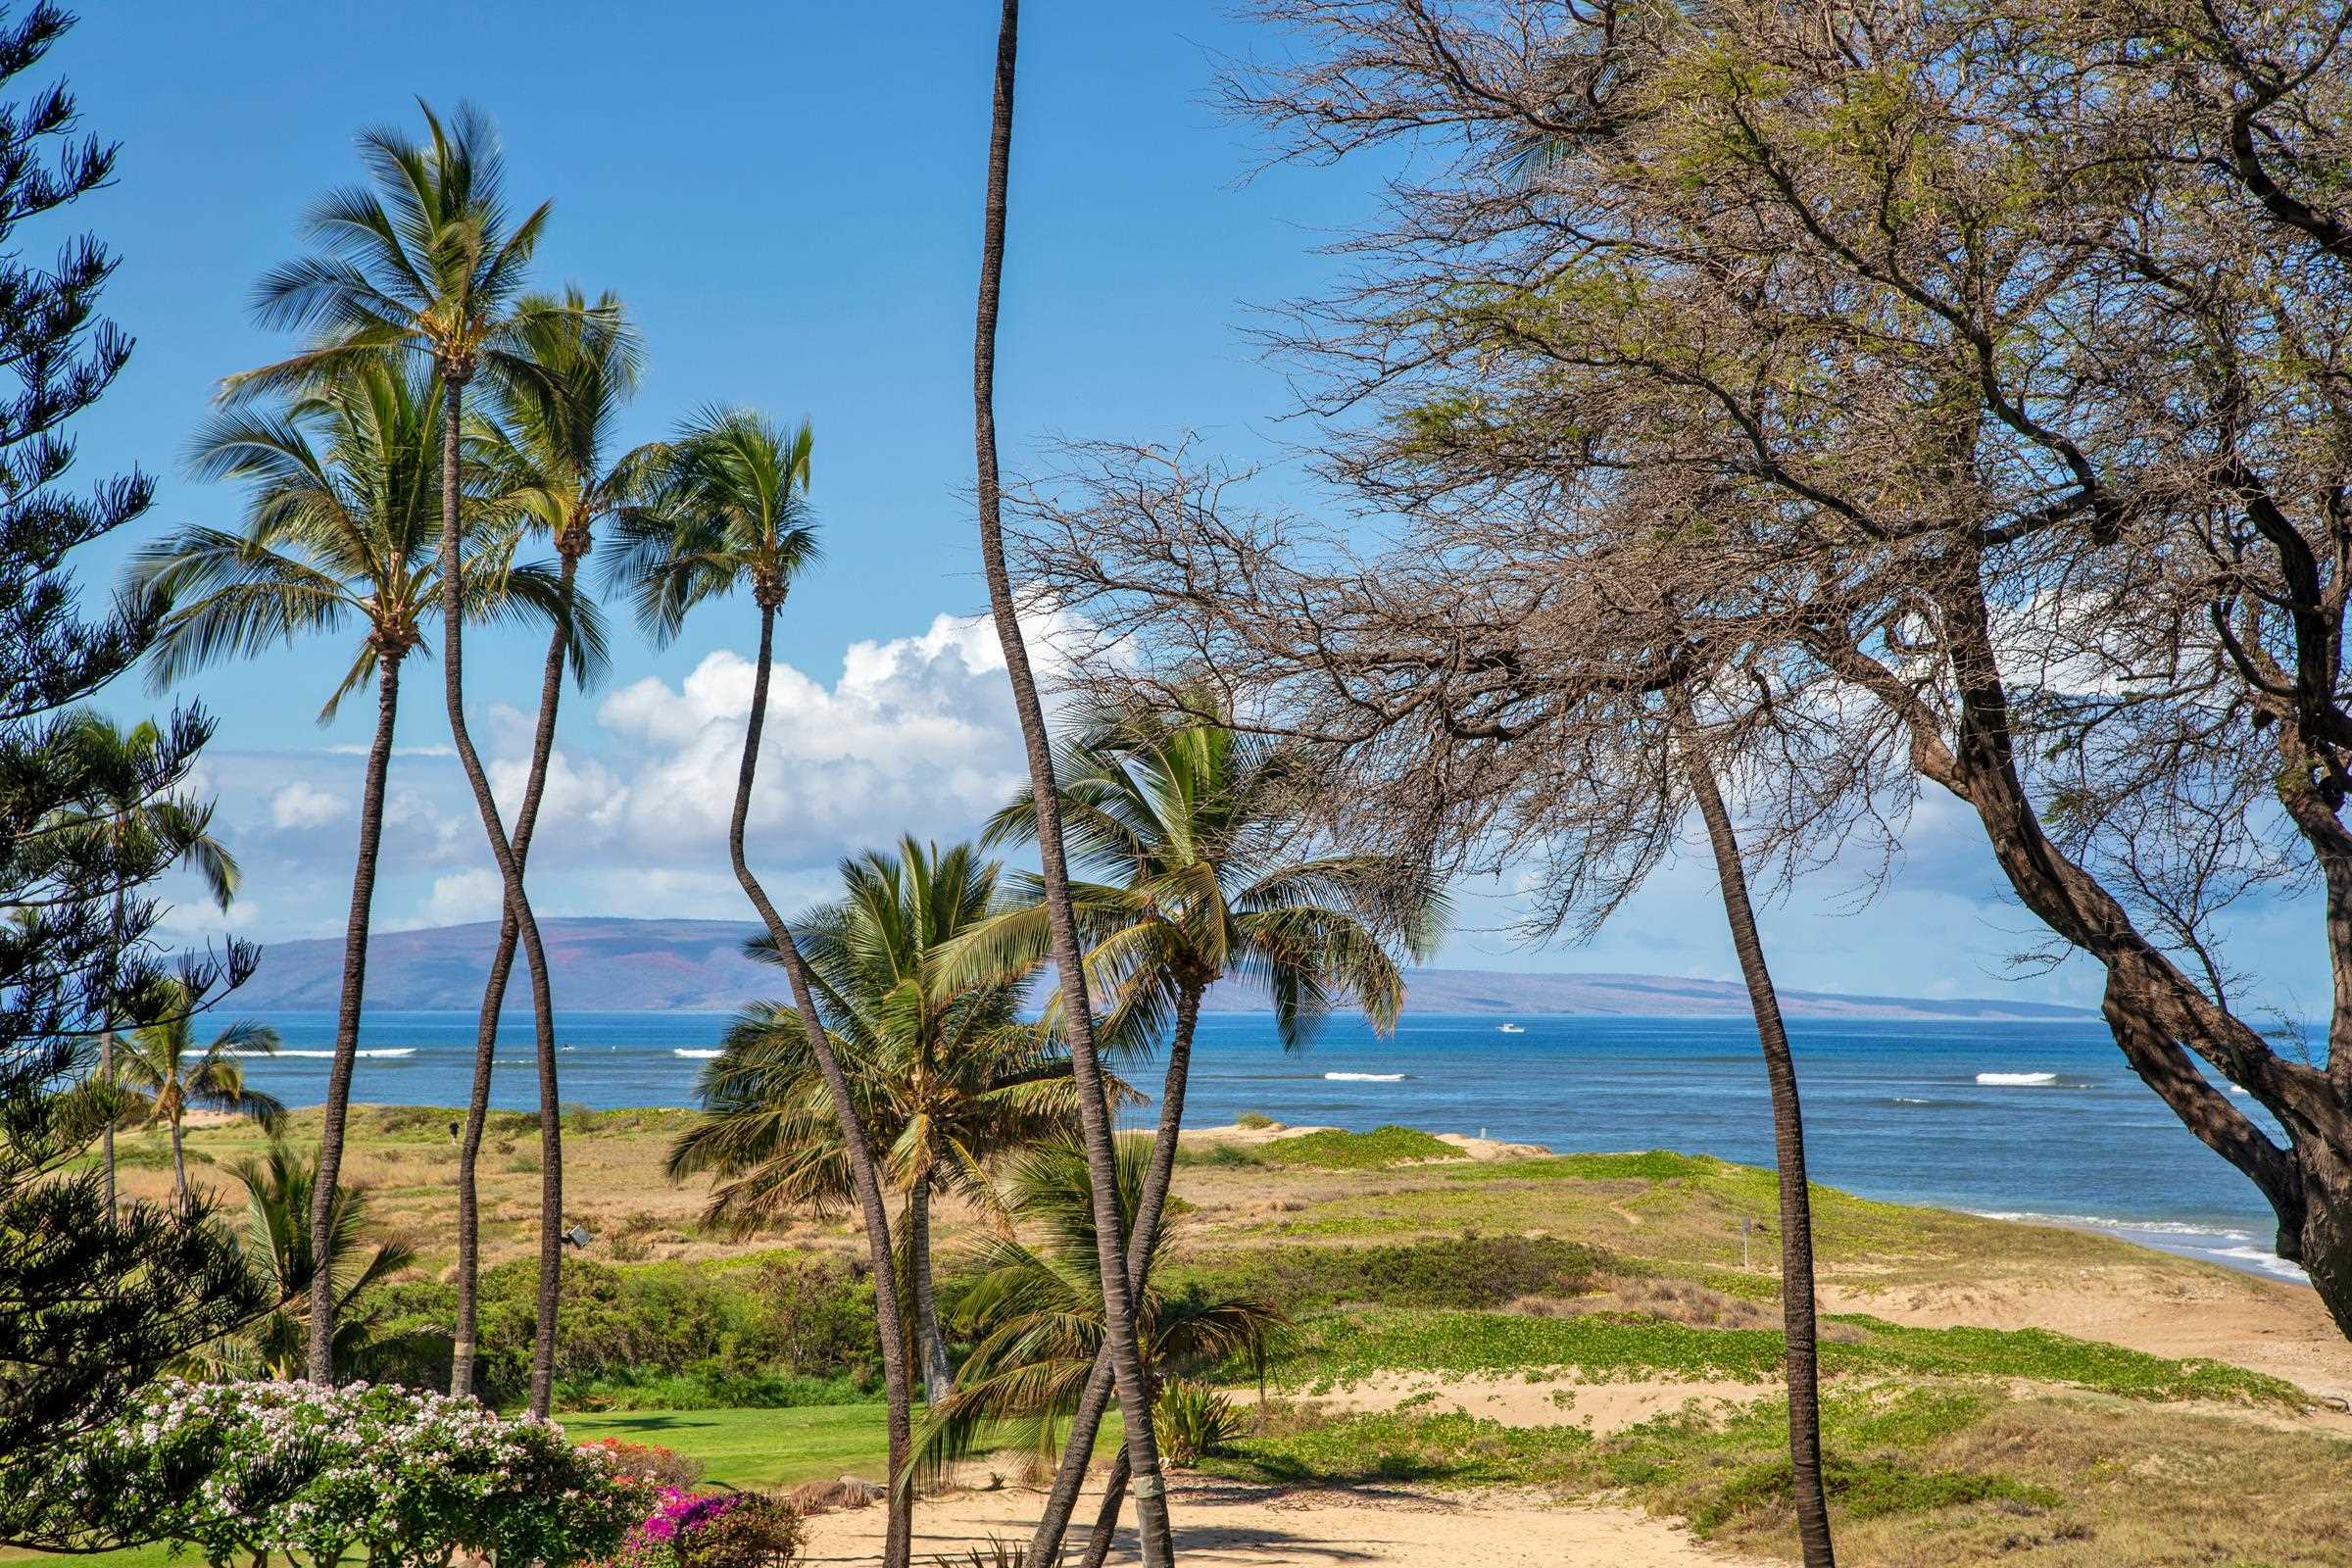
[226,1008,2312,1285]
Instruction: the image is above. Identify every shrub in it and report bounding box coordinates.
[1192,1235,1607,1313]
[1255,1126,1461,1169]
[613,1487,802,1568]
[1153,1380,1245,1468]
[578,1440,705,1489]
[49,1380,646,1567]
[1234,1111,1279,1130]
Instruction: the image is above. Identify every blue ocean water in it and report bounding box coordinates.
[232,1008,2311,1282]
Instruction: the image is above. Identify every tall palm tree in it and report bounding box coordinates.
[668,837,1093,1403]
[1683,737,1835,1567]
[966,6,1177,1559]
[226,100,583,1412]
[609,409,916,1568]
[912,1135,1283,1517]
[951,694,1441,1560]
[41,714,240,1210]
[130,360,569,1390]
[116,977,285,1202]
[447,289,654,1400]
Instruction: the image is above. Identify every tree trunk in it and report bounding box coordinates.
[1684,746,1836,1568]
[100,879,121,1214]
[433,376,565,1421]
[731,601,914,1568]
[969,6,1175,1560]
[1030,981,1202,1560]
[169,1112,187,1206]
[908,1181,954,1404]
[1078,1446,1133,1568]
[308,651,402,1384]
[452,550,578,1400]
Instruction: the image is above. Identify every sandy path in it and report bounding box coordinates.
[800,1478,1769,1566]
[1298,1370,1781,1435]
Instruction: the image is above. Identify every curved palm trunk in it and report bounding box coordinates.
[970,7,1175,1560]
[169,1112,187,1205]
[452,550,578,1399]
[734,601,914,1568]
[435,379,566,1421]
[1080,1446,1133,1568]
[307,651,403,1384]
[908,1181,954,1404]
[1030,983,1201,1561]
[1684,748,1835,1568]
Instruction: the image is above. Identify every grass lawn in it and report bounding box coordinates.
[558,1403,894,1488]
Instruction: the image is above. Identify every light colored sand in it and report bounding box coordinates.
[1820,1263,2352,1404]
[799,1478,1771,1566]
[1185,1123,1550,1161]
[1298,1371,1781,1435]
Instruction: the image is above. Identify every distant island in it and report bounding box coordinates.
[227,916,2093,1021]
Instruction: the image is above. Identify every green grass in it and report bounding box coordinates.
[1262,1306,2307,1407]
[555,1404,893,1488]
[1256,1126,1464,1169]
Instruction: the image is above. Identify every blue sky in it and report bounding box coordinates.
[52,3,2322,1012]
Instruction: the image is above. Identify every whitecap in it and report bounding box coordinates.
[1323,1070,1406,1082]
[673,1048,723,1059]
[2212,1246,2311,1280]
[1975,1070,2057,1086]
[1891,1097,1934,1105]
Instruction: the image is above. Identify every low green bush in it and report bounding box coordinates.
[1188,1234,1607,1312]
[1255,1126,1463,1169]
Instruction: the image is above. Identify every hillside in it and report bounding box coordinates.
[228,915,2089,1019]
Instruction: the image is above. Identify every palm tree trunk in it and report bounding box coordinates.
[908,1181,954,1404]
[1029,981,1202,1560]
[308,652,402,1384]
[970,7,1175,1560]
[434,376,566,1421]
[452,552,578,1399]
[1079,1446,1133,1568]
[1684,746,1836,1568]
[732,600,914,1568]
[170,1113,187,1205]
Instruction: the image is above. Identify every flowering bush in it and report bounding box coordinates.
[612,1486,803,1568]
[578,1438,706,1489]
[46,1380,650,1567]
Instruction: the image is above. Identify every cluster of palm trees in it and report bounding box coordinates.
[122,102,835,1421]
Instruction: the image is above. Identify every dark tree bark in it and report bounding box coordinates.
[307,650,403,1384]
[451,547,578,1399]
[1029,982,1202,1561]
[433,377,564,1420]
[968,5,1176,1559]
[1684,746,1835,1567]
[732,599,914,1568]
[1079,1446,1134,1568]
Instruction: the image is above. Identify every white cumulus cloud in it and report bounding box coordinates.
[269,781,350,831]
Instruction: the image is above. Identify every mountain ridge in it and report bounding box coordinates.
[222,915,2092,1021]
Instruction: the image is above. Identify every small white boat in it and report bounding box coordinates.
[1496,1023,1526,1034]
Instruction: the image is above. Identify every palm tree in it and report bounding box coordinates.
[951,693,1441,1560]
[1683,736,1835,1567]
[668,837,1094,1403]
[130,359,569,1390]
[965,7,1177,1559]
[448,289,654,1400]
[116,977,285,1202]
[43,713,241,1210]
[226,100,582,1411]
[912,1135,1282,1557]
[610,408,916,1568]
[210,1141,420,1382]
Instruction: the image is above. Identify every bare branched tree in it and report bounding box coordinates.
[1009,0,2352,1345]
